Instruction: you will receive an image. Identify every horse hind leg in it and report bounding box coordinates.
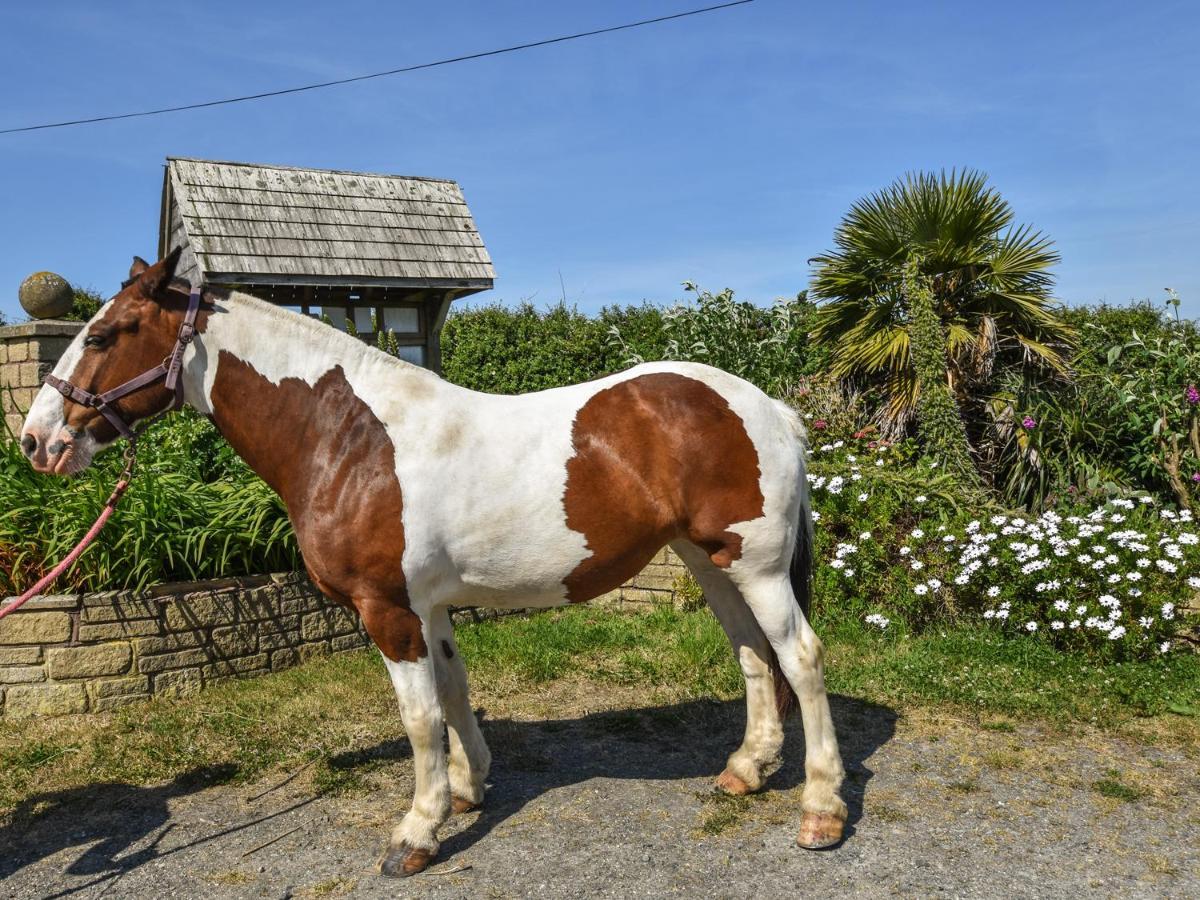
[728,570,848,849]
[429,608,491,813]
[670,541,785,796]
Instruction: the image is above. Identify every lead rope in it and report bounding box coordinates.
[0,441,137,620]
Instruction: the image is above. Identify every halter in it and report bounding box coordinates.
[43,287,203,440]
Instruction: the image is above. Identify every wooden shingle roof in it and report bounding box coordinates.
[159,158,495,296]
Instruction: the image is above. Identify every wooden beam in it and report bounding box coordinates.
[425,291,455,375]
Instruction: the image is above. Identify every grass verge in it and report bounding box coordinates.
[1,604,1196,814]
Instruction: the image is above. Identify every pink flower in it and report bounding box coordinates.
[1022,415,1036,429]
[1191,472,1200,483]
[1187,384,1200,406]
[812,419,828,431]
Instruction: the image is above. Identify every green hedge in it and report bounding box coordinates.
[440,302,665,393]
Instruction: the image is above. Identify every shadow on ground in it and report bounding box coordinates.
[431,694,895,859]
[0,763,321,898]
[0,694,895,889]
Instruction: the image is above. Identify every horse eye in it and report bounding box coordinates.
[83,334,107,348]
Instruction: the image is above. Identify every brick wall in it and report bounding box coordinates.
[0,573,365,717]
[0,320,83,436]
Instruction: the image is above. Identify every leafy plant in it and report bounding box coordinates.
[441,302,663,394]
[609,284,820,397]
[1095,292,1200,507]
[64,287,104,322]
[0,413,298,594]
[809,169,1074,431]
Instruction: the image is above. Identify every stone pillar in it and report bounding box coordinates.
[0,320,82,437]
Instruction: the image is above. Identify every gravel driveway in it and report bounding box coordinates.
[2,693,1196,899]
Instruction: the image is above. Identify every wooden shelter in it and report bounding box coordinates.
[158,157,494,371]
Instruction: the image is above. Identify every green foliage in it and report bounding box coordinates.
[440,302,664,394]
[810,169,1073,430]
[905,265,978,485]
[980,297,1198,510]
[609,284,822,397]
[0,412,298,594]
[63,287,104,322]
[983,371,1126,509]
[443,291,820,398]
[1095,293,1200,508]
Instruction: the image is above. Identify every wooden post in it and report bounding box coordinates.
[425,291,455,375]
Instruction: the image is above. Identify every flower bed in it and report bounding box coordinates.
[805,436,1198,659]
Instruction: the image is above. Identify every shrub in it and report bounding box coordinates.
[441,302,663,394]
[65,287,104,322]
[608,284,822,396]
[804,423,1195,660]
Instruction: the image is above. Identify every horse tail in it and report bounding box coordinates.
[767,400,814,719]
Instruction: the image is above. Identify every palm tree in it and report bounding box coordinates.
[809,170,1074,433]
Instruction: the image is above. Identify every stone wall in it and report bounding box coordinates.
[0,320,83,436]
[0,552,691,718]
[0,573,365,717]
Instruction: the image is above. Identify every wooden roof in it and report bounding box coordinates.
[158,158,495,297]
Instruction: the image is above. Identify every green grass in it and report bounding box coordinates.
[1092,777,1141,802]
[0,604,1196,815]
[819,619,1200,723]
[695,791,753,836]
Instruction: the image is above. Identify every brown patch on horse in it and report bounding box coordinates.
[562,373,764,602]
[209,355,425,662]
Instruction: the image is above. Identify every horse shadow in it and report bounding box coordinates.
[340,692,896,858]
[0,694,895,888]
[0,762,321,897]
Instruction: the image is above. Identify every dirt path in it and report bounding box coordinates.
[2,692,1197,899]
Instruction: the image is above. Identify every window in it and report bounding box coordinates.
[353,306,375,333]
[323,307,348,330]
[382,306,420,334]
[396,345,425,366]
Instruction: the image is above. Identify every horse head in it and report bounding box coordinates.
[20,248,193,475]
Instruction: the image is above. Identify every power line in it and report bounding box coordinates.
[0,1,754,136]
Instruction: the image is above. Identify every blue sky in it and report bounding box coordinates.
[1,0,1197,321]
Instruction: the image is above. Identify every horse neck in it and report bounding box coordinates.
[181,291,444,499]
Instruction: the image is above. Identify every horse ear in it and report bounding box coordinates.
[135,247,183,298]
[128,256,150,280]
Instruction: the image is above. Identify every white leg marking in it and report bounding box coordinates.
[672,541,782,791]
[382,650,451,854]
[430,609,491,806]
[730,574,847,820]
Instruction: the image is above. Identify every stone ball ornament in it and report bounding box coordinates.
[19,271,75,319]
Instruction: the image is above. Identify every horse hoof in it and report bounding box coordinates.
[796,812,845,850]
[451,795,481,815]
[714,769,753,796]
[377,843,435,877]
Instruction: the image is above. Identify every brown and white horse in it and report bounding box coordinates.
[21,251,847,876]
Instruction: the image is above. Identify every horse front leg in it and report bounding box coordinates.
[356,597,451,877]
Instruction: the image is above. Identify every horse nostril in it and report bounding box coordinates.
[20,434,37,458]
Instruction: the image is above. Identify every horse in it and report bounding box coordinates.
[20,250,847,876]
